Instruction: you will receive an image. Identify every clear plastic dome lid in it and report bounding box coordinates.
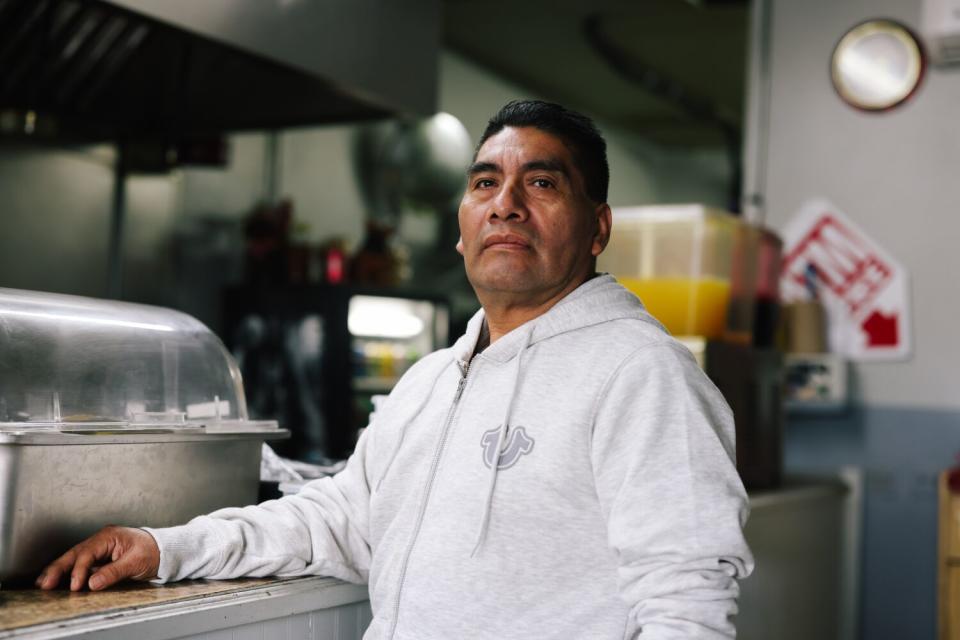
[0,288,275,432]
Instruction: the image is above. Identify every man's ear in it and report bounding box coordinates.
[591,204,612,257]
[456,235,465,256]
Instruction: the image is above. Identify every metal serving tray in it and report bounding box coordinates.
[0,428,288,584]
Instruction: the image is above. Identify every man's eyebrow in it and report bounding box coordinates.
[467,161,499,176]
[522,159,568,177]
[466,159,572,179]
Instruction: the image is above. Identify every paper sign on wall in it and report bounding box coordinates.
[780,199,911,360]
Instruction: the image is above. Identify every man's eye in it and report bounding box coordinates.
[474,178,495,189]
[532,178,554,189]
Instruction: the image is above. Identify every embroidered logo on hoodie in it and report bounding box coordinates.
[480,426,534,470]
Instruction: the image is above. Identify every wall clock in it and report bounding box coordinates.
[831,19,926,111]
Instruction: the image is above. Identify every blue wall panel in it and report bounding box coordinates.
[785,406,960,640]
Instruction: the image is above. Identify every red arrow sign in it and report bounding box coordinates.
[861,310,898,347]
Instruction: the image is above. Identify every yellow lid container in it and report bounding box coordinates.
[599,204,741,339]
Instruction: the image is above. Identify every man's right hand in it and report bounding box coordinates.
[35,525,161,591]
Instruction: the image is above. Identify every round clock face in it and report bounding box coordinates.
[831,19,925,111]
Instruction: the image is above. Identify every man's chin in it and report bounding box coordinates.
[467,272,539,297]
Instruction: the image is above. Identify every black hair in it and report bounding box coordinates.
[476,100,609,204]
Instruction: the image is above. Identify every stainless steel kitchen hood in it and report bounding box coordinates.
[0,0,440,140]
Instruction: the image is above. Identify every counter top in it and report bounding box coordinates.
[0,576,369,639]
[748,476,848,510]
[0,578,272,631]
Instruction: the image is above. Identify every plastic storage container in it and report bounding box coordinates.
[599,205,740,338]
[0,289,287,583]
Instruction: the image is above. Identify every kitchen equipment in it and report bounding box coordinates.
[600,205,739,339]
[703,341,784,490]
[0,288,287,584]
[676,337,784,490]
[0,0,439,142]
[223,285,449,462]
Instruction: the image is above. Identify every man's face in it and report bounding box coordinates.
[456,126,610,306]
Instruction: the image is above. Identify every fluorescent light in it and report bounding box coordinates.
[348,296,425,339]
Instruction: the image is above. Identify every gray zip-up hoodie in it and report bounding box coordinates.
[146,275,754,639]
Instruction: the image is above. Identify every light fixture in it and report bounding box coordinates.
[348,296,425,339]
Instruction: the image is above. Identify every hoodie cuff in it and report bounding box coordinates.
[141,522,217,584]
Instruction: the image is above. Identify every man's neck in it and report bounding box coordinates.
[479,273,595,343]
[482,300,557,343]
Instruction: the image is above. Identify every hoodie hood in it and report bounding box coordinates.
[452,273,665,367]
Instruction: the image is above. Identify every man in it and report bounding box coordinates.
[38,100,754,639]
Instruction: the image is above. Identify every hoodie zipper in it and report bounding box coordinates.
[387,360,471,640]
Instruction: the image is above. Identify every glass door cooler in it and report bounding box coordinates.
[223,286,449,462]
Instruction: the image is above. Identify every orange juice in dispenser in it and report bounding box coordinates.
[599,205,740,340]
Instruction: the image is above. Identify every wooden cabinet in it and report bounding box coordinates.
[939,472,960,640]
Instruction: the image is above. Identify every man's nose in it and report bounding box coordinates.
[489,182,528,222]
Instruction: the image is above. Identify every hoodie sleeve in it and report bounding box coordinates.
[143,427,375,585]
[589,342,754,639]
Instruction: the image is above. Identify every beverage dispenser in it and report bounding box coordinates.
[599,205,738,340]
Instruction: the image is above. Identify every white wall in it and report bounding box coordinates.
[178,133,267,220]
[0,146,177,301]
[278,127,367,246]
[0,147,113,297]
[745,0,960,410]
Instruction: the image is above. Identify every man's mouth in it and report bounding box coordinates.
[482,233,531,250]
